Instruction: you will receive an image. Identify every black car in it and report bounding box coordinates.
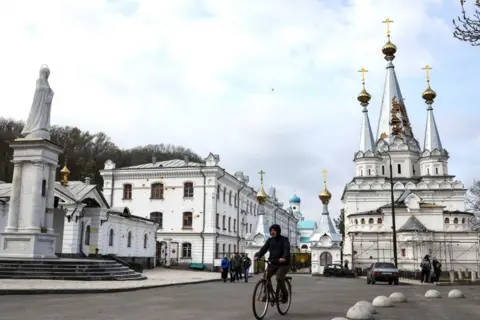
[366,262,399,285]
[323,264,354,277]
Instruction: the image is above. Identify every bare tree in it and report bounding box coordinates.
[453,0,480,45]
[466,179,480,230]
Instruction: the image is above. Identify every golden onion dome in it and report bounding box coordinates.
[319,187,332,205]
[60,165,70,174]
[422,85,436,103]
[382,40,397,58]
[357,88,371,105]
[257,185,267,204]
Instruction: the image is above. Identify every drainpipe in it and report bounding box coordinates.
[213,168,226,263]
[236,183,246,250]
[200,167,206,264]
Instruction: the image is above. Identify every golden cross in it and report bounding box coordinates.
[358,67,368,84]
[382,18,394,38]
[422,65,432,83]
[321,169,328,184]
[258,169,266,183]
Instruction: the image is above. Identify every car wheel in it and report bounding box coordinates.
[325,273,331,277]
[394,280,399,285]
[388,281,393,285]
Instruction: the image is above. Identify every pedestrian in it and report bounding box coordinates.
[232,253,242,282]
[242,253,252,283]
[220,255,230,283]
[432,257,442,283]
[420,255,431,283]
[229,255,236,282]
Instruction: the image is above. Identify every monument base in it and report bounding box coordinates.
[0,232,58,259]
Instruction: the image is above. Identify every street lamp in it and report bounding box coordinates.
[380,150,398,267]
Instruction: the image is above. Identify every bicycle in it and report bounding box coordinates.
[252,260,292,319]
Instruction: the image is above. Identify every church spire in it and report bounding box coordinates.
[376,18,416,144]
[357,67,375,153]
[421,65,443,151]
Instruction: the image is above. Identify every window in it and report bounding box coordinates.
[368,218,374,224]
[108,229,114,246]
[427,168,430,175]
[254,204,257,214]
[368,169,371,176]
[85,225,91,245]
[41,179,47,197]
[144,234,148,249]
[401,248,406,257]
[234,194,238,207]
[184,182,194,198]
[397,164,401,174]
[462,218,466,224]
[250,203,253,213]
[183,212,193,228]
[222,215,226,230]
[127,231,132,247]
[320,252,333,266]
[123,184,132,199]
[355,219,359,225]
[233,218,237,232]
[150,212,163,229]
[435,167,439,174]
[453,217,459,224]
[246,201,249,213]
[361,218,366,224]
[444,217,450,224]
[382,165,385,175]
[216,213,220,229]
[150,183,164,199]
[229,191,232,205]
[360,169,363,176]
[217,185,220,200]
[228,244,231,254]
[182,243,192,258]
[412,165,416,176]
[223,187,226,202]
[222,243,226,255]
[249,224,252,233]
[228,217,231,231]
[216,243,219,257]
[377,218,382,224]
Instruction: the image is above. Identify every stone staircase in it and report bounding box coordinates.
[0,258,147,281]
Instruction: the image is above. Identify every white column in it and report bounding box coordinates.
[5,162,23,232]
[26,162,44,231]
[45,165,56,231]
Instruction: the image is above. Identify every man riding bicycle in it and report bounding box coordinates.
[254,224,291,303]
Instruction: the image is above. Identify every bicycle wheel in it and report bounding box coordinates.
[276,279,292,315]
[252,279,269,320]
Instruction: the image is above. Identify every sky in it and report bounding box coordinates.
[1,0,479,221]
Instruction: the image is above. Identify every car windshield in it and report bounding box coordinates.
[375,263,396,268]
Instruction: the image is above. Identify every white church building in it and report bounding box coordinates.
[99,153,299,271]
[342,30,479,272]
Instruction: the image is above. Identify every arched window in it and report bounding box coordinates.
[150,183,164,199]
[453,218,459,224]
[397,164,402,174]
[108,229,114,246]
[85,225,91,245]
[435,167,439,174]
[368,218,374,224]
[444,217,450,224]
[144,234,148,249]
[182,243,192,258]
[123,184,132,199]
[150,212,163,229]
[354,219,359,225]
[301,244,308,249]
[184,182,194,198]
[229,191,232,205]
[382,165,385,175]
[320,252,333,266]
[361,218,366,224]
[127,231,132,247]
[462,218,466,224]
[183,212,193,228]
[377,218,382,224]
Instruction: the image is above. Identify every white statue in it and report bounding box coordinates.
[21,65,54,140]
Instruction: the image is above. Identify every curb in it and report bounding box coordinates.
[0,278,222,295]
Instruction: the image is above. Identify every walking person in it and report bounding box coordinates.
[420,255,431,283]
[220,255,230,283]
[242,253,252,283]
[232,253,242,282]
[432,257,442,283]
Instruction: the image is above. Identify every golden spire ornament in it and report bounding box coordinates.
[382,17,397,60]
[319,169,332,204]
[60,156,70,186]
[421,65,436,104]
[256,169,268,204]
[357,67,371,105]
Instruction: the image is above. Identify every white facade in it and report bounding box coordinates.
[342,35,479,272]
[100,153,299,270]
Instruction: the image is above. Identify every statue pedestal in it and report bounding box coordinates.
[0,138,62,258]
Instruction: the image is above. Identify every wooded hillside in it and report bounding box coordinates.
[0,118,203,188]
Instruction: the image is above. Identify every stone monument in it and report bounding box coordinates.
[0,65,63,258]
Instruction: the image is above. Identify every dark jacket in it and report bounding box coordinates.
[255,224,290,266]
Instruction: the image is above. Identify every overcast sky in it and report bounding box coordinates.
[1,0,479,221]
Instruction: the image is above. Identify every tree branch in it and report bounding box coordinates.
[453,0,480,46]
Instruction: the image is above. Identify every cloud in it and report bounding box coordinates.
[0,0,476,220]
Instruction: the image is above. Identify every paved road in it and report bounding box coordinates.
[1,275,479,319]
